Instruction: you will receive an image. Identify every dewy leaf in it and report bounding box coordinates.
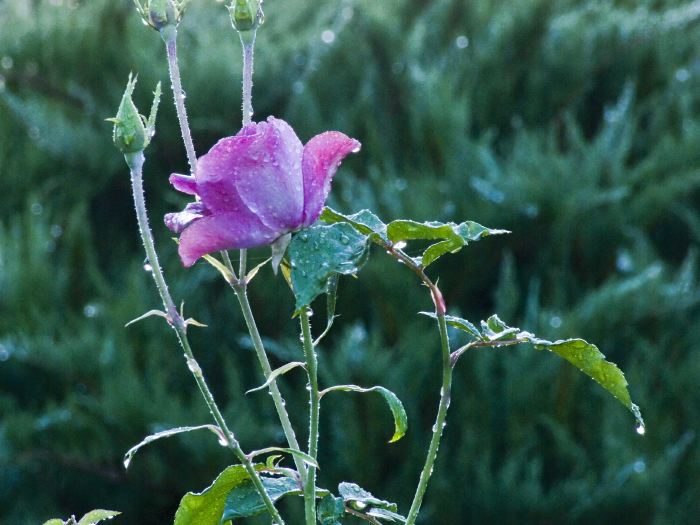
[247,446,318,468]
[337,482,405,521]
[320,207,388,241]
[174,464,266,525]
[124,425,226,469]
[245,361,306,394]
[320,385,407,443]
[221,476,300,520]
[420,311,481,339]
[43,520,68,525]
[367,508,407,522]
[288,223,370,309]
[76,510,121,525]
[386,219,508,267]
[318,495,346,525]
[531,337,645,431]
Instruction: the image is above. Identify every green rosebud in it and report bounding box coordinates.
[133,0,185,31]
[108,74,161,154]
[228,0,264,33]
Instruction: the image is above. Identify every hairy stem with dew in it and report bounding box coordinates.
[300,308,320,525]
[161,26,197,175]
[125,151,284,525]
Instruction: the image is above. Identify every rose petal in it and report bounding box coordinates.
[164,201,207,234]
[196,117,304,231]
[169,173,198,196]
[301,131,360,226]
[177,211,278,267]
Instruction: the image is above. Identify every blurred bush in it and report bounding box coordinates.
[1,0,699,523]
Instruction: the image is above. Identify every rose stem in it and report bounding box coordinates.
[233,29,309,483]
[300,309,320,525]
[125,151,284,525]
[379,243,452,525]
[161,26,197,176]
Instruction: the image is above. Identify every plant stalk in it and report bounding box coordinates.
[231,280,309,484]
[240,31,256,126]
[405,314,452,525]
[300,308,320,525]
[162,26,198,175]
[125,151,284,525]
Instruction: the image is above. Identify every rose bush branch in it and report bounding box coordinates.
[300,308,320,525]
[109,76,284,524]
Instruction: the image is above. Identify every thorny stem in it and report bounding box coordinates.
[382,242,451,525]
[300,309,320,525]
[405,314,452,525]
[240,31,256,126]
[161,26,198,176]
[230,278,309,485]
[230,20,309,484]
[125,152,284,525]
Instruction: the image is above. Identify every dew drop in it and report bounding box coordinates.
[143,263,153,272]
[123,456,132,469]
[636,423,646,436]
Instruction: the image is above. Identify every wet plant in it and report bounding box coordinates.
[42,1,646,523]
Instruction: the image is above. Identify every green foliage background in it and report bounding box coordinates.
[1,0,699,523]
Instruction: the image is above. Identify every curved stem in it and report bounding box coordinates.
[300,308,320,525]
[162,26,198,175]
[405,314,452,525]
[125,152,284,525]
[231,280,309,485]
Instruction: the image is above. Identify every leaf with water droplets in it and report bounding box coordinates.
[221,476,301,520]
[124,425,226,469]
[318,494,346,525]
[288,223,370,309]
[338,483,404,521]
[386,219,509,267]
[320,207,387,242]
[76,510,121,525]
[174,464,266,525]
[531,337,644,431]
[247,446,318,468]
[320,385,407,443]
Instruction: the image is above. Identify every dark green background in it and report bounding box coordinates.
[1,0,699,523]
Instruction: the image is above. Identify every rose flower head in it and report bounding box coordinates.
[165,117,360,267]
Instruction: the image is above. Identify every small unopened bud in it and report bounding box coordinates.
[108,74,161,154]
[228,0,264,33]
[133,0,185,32]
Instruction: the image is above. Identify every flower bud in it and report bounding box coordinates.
[108,74,161,154]
[134,0,184,31]
[228,0,264,33]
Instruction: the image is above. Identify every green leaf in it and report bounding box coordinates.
[386,219,508,267]
[320,207,387,241]
[437,312,644,431]
[532,337,645,432]
[420,311,480,338]
[247,446,319,469]
[173,464,264,525]
[43,520,67,525]
[288,223,370,309]
[76,510,121,525]
[318,495,345,525]
[221,476,300,521]
[337,483,404,522]
[123,425,225,469]
[245,361,306,394]
[367,508,407,522]
[320,385,407,443]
